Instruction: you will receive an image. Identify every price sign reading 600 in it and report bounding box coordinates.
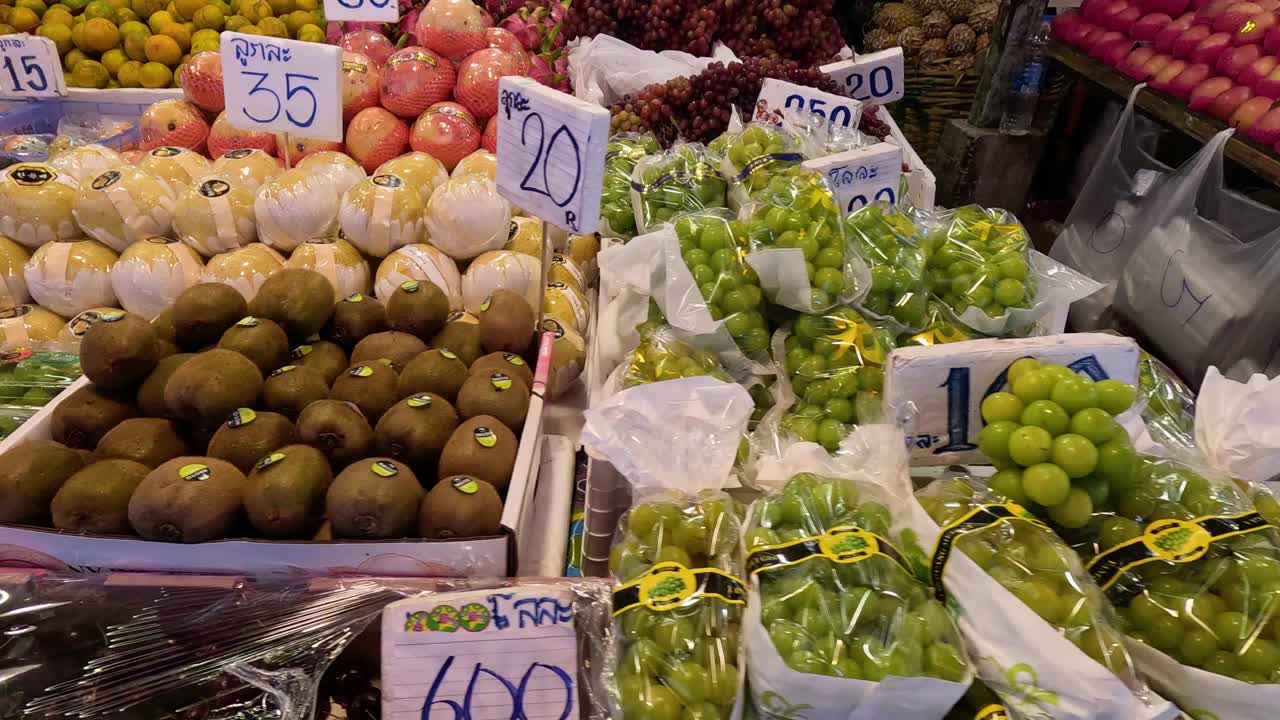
[495,76,609,235]
[223,33,343,142]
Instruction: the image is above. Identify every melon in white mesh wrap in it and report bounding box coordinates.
[423,174,512,260]
[460,249,540,314]
[73,166,178,252]
[111,237,205,319]
[373,242,462,310]
[23,239,119,317]
[285,237,371,298]
[255,167,342,253]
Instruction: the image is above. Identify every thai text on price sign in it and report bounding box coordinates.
[324,0,398,23]
[0,35,64,99]
[802,142,903,215]
[495,76,609,235]
[821,48,906,105]
[223,33,343,142]
[754,78,863,129]
[381,587,579,720]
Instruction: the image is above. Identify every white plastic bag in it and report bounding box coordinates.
[568,34,739,107]
[1193,367,1280,485]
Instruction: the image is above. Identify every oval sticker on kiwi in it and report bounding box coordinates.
[227,408,257,427]
[372,173,404,188]
[501,352,525,366]
[146,236,179,245]
[439,348,458,360]
[407,394,433,408]
[237,316,260,327]
[224,148,254,159]
[68,311,102,337]
[490,372,512,391]
[474,426,497,448]
[91,170,120,190]
[99,309,125,323]
[446,311,467,322]
[349,366,374,377]
[256,452,286,470]
[371,460,399,477]
[480,296,492,312]
[199,179,231,198]
[451,476,480,494]
[346,293,365,302]
[377,358,394,367]
[292,345,312,358]
[0,348,32,364]
[179,463,211,481]
[151,146,181,157]
[270,365,297,377]
[400,280,420,293]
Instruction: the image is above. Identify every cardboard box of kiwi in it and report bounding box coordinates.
[0,272,557,577]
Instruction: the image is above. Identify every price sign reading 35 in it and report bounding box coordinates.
[495,76,609,235]
[223,33,343,142]
[0,35,64,99]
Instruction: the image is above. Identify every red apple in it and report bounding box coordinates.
[1233,10,1277,42]
[1217,42,1261,77]
[1068,20,1102,46]
[1152,58,1191,89]
[1143,0,1190,12]
[1174,24,1215,56]
[1079,25,1110,50]
[1083,0,1110,22]
[1052,10,1085,42]
[1254,64,1280,96]
[1099,0,1135,26]
[1112,3,1146,29]
[1265,22,1280,49]
[1193,0,1216,7]
[1089,30,1129,58]
[1156,12,1199,49]
[1107,38,1138,66]
[1133,11,1174,37]
[1258,0,1280,9]
[1189,74,1236,108]
[1209,83,1254,117]
[1124,46,1161,77]
[1214,1,1265,31]
[1229,94,1275,127]
[1192,31,1234,64]
[1144,52,1178,76]
[1198,0,1235,22]
[1247,105,1280,141]
[1169,62,1215,95]
[1240,54,1279,85]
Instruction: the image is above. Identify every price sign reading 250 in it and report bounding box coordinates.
[495,76,609,235]
[223,33,343,142]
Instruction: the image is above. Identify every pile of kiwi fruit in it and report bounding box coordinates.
[0,271,542,544]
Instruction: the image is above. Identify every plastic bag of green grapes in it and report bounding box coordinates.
[741,165,866,313]
[896,301,984,349]
[709,123,803,210]
[603,133,660,239]
[845,205,931,331]
[920,205,1038,326]
[744,470,972,715]
[774,307,896,453]
[913,475,1177,720]
[623,325,732,389]
[0,349,80,407]
[631,143,728,236]
[1137,350,1197,452]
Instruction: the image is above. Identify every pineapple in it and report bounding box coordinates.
[865,28,898,53]
[898,26,927,56]
[920,38,949,62]
[922,10,951,39]
[875,2,924,33]
[946,23,977,54]
[943,0,975,22]
[968,1,998,34]
[976,32,992,54]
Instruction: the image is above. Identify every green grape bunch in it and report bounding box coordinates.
[750,473,970,683]
[675,212,771,356]
[710,124,802,199]
[846,205,930,329]
[633,144,728,233]
[602,133,660,238]
[922,206,1036,321]
[744,166,848,311]
[896,301,983,349]
[623,327,731,388]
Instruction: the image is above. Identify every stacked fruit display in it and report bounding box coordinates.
[0,271,545,543]
[0,0,327,89]
[864,0,998,67]
[674,211,771,357]
[1054,0,1280,150]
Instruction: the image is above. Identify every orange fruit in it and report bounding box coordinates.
[160,21,190,51]
[7,6,36,30]
[81,16,120,52]
[192,3,222,29]
[145,8,170,32]
[138,59,171,87]
[100,47,127,75]
[40,6,72,24]
[69,58,109,87]
[36,22,72,55]
[62,47,87,71]
[143,32,179,65]
[116,58,142,86]
[122,29,149,59]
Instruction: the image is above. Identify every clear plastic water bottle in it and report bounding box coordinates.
[1001,15,1052,135]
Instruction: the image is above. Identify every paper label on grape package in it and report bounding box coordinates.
[755,78,864,130]
[611,561,746,615]
[223,32,343,142]
[324,0,398,22]
[802,142,903,215]
[746,525,912,576]
[885,333,1141,465]
[496,76,610,235]
[381,588,579,720]
[929,503,1049,602]
[820,48,907,105]
[0,34,65,99]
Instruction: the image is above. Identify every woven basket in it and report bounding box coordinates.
[888,58,981,168]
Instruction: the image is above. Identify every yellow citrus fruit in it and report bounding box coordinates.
[128,0,159,16]
[0,6,10,22]
[13,0,45,16]
[100,46,126,74]
[294,0,315,9]
[62,47,87,71]
[235,22,259,33]
[143,32,179,64]
[7,5,36,29]
[145,8,170,31]
[62,0,86,9]
[0,23,14,32]
[211,0,230,14]
[191,26,216,43]
[160,21,189,50]
[106,0,127,9]
[116,58,142,86]
[122,29,149,59]
[70,58,109,87]
[82,0,116,20]
[266,0,290,14]
[256,14,284,36]
[81,17,120,52]
[282,8,311,33]
[240,0,269,22]
[191,4,221,29]
[171,0,199,18]
[70,15,91,45]
[190,37,217,53]
[36,22,72,54]
[295,22,322,42]
[114,6,134,21]
[163,0,173,14]
[47,2,71,11]
[138,59,171,87]
[223,12,247,30]
[117,18,145,35]
[40,6,71,23]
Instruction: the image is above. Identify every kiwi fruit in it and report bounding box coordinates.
[325,458,423,539]
[79,312,159,390]
[470,351,534,389]
[52,384,139,449]
[456,371,530,432]
[51,459,149,534]
[419,475,504,539]
[128,457,247,542]
[431,312,483,366]
[374,392,460,472]
[385,280,449,342]
[297,399,374,467]
[437,415,518,492]
[290,340,348,385]
[242,444,333,539]
[329,361,400,422]
[152,308,177,343]
[95,418,190,467]
[325,292,387,351]
[0,441,86,523]
[478,289,535,354]
[397,348,468,403]
[350,331,427,371]
[206,409,298,473]
[164,349,264,426]
[261,365,329,420]
[249,268,336,341]
[217,316,291,375]
[136,353,194,417]
[314,521,333,540]
[172,283,249,351]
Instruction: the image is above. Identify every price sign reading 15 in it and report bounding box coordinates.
[223,33,343,142]
[0,35,64,99]
[495,76,609,235]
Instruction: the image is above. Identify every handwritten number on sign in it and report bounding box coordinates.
[847,187,897,213]
[783,94,855,128]
[242,71,280,123]
[421,655,575,720]
[337,0,389,7]
[1158,249,1211,325]
[847,66,894,102]
[285,73,318,127]
[518,111,583,229]
[1,55,48,93]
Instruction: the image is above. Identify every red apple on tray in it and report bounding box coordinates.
[1133,12,1174,37]
[1192,31,1234,63]
[1253,64,1280,96]
[1143,0,1190,12]
[1229,94,1275,128]
[1083,0,1109,22]
[1052,11,1084,42]
[1197,0,1234,22]
[1264,22,1280,50]
[1098,0,1135,26]
[1111,3,1145,29]
[1089,31,1130,59]
[1216,42,1261,77]
[1156,12,1198,50]
[1240,54,1279,85]
[1174,24,1214,57]
[1213,2,1264,30]
[1246,104,1280,141]
[1209,83,1254,118]
[1233,10,1277,42]
[1122,46,1160,77]
[1189,75,1236,108]
[1151,58,1191,88]
[1169,61,1215,95]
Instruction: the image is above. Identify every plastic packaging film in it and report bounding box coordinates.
[601,133,660,239]
[631,143,729,236]
[708,122,804,211]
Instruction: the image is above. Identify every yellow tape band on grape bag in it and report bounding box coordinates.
[975,704,1010,720]
[1087,511,1271,597]
[611,561,745,617]
[746,525,913,577]
[928,502,1049,603]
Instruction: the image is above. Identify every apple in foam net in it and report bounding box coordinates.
[1246,104,1280,142]
[1155,12,1198,50]
[1217,43,1260,78]
[481,115,497,153]
[1174,24,1214,57]
[1143,52,1176,76]
[410,101,481,171]
[453,48,525,120]
[1189,74,1236,108]
[1110,3,1145,30]
[1151,58,1190,88]
[1169,61,1215,95]
[1192,31,1234,64]
[1133,12,1174,38]
[1208,83,1254,118]
[1104,36,1135,65]
[1229,94,1276,128]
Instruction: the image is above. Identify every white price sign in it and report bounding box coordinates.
[223,33,343,142]
[821,48,906,105]
[496,76,610,235]
[0,35,64,99]
[755,78,863,129]
[382,587,579,720]
[802,142,903,215]
[323,0,398,22]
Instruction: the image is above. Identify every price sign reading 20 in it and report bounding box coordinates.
[223,33,343,142]
[495,76,609,235]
